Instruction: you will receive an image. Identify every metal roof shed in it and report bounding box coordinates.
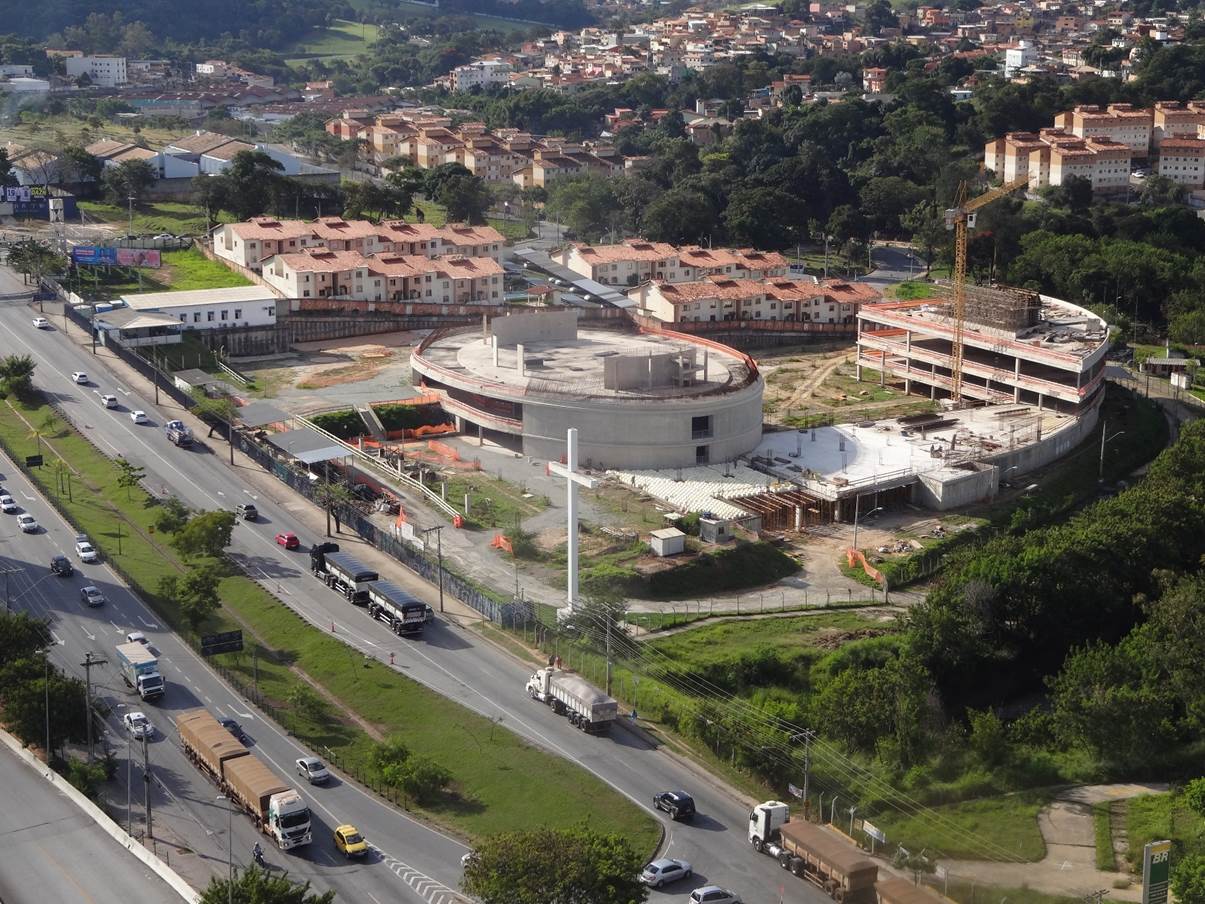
[267,428,347,464]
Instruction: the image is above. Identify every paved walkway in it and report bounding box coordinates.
[943,783,1168,900]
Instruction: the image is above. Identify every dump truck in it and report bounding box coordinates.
[748,802,878,904]
[366,580,432,637]
[164,419,193,447]
[115,641,165,701]
[310,546,378,605]
[526,666,617,733]
[176,709,312,850]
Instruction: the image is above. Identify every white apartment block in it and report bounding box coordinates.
[214,217,505,271]
[449,59,512,93]
[627,276,873,324]
[64,55,127,87]
[1152,102,1205,149]
[1053,104,1152,156]
[556,241,789,287]
[1156,137,1205,189]
[122,286,278,330]
[261,248,503,304]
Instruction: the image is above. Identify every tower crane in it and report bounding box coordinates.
[945,175,1029,402]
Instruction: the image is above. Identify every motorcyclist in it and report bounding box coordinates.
[253,842,264,864]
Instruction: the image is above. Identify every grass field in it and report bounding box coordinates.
[0,395,658,850]
[79,200,229,236]
[1094,801,1116,871]
[60,248,250,298]
[1125,790,1205,871]
[284,18,382,64]
[0,117,182,153]
[874,790,1052,861]
[941,880,1078,904]
[346,0,542,32]
[445,472,549,530]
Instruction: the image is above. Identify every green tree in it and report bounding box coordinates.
[102,158,156,206]
[640,188,717,244]
[372,734,411,782]
[1170,310,1205,345]
[966,707,1009,767]
[0,353,36,399]
[200,865,334,904]
[171,510,236,560]
[1173,854,1205,904]
[165,564,223,629]
[0,654,89,756]
[0,611,51,665]
[546,174,621,241]
[1140,174,1189,207]
[152,496,191,535]
[394,755,452,804]
[7,239,67,286]
[462,826,648,904]
[723,186,806,249]
[215,150,286,220]
[58,145,103,187]
[901,200,947,274]
[64,756,108,800]
[1183,778,1205,820]
[436,173,491,224]
[285,684,322,720]
[114,456,146,501]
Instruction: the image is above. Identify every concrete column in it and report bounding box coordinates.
[517,343,525,376]
[703,348,709,381]
[491,334,499,366]
[794,506,803,531]
[482,312,488,342]
[648,350,654,389]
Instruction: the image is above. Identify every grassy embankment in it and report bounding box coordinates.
[0,395,658,850]
[59,248,251,299]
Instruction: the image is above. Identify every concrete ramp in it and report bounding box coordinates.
[356,404,387,440]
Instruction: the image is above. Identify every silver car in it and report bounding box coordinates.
[641,858,692,887]
[295,756,330,784]
[690,887,741,904]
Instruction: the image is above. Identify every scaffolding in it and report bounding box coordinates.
[925,283,1041,332]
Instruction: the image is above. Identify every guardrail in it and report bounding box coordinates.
[295,415,462,522]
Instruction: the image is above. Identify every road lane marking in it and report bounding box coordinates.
[50,632,65,645]
[138,615,158,628]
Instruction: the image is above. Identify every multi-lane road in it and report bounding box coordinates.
[0,738,183,904]
[0,278,829,904]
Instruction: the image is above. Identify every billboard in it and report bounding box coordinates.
[71,246,161,268]
[4,186,79,220]
[1143,840,1172,904]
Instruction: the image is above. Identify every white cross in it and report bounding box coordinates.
[548,428,598,612]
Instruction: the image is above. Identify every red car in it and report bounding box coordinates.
[274,531,300,550]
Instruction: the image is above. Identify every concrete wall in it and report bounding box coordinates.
[915,463,998,510]
[604,348,696,390]
[519,379,764,470]
[491,309,578,347]
[986,398,1100,477]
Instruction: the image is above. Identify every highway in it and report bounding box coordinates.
[0,279,830,904]
[0,737,183,904]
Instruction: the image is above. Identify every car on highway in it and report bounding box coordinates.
[640,858,693,887]
[17,513,38,533]
[32,316,50,329]
[152,233,175,241]
[130,410,149,424]
[0,494,16,513]
[126,631,147,645]
[71,371,89,384]
[50,555,74,577]
[236,503,258,521]
[653,790,696,821]
[689,886,741,904]
[333,824,368,858]
[296,756,330,784]
[123,711,154,739]
[274,531,300,550]
[75,535,99,562]
[97,393,119,409]
[80,585,106,607]
[219,718,246,742]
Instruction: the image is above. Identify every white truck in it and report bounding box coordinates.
[526,666,617,734]
[164,419,193,447]
[115,641,166,701]
[366,580,433,637]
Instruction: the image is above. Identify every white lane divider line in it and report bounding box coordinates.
[377,849,470,904]
[138,615,158,628]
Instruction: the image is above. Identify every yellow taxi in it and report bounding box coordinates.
[333,824,368,858]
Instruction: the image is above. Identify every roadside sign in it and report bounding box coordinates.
[863,820,886,843]
[788,783,803,799]
[200,629,243,656]
[1143,840,1172,904]
[25,454,43,467]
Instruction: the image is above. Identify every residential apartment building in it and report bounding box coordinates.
[1052,103,1152,156]
[1152,101,1205,149]
[260,248,503,304]
[214,217,506,272]
[447,59,512,92]
[1156,137,1205,188]
[65,55,127,87]
[628,275,872,324]
[556,240,789,287]
[122,286,279,330]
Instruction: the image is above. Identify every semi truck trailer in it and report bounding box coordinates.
[366,580,432,637]
[115,641,165,701]
[176,708,312,850]
[310,545,377,604]
[526,666,617,734]
[748,802,878,904]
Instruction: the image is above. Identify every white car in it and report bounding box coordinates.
[130,410,148,424]
[641,858,693,887]
[32,316,50,329]
[123,711,154,739]
[98,393,119,409]
[295,756,331,784]
[71,371,89,384]
[16,513,38,533]
[152,233,175,241]
[75,535,99,562]
[0,494,16,513]
[690,887,741,904]
[80,585,106,607]
[126,631,147,645]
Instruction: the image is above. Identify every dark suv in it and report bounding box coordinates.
[653,791,696,821]
[235,503,258,521]
[50,555,74,577]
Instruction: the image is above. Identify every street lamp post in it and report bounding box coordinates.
[421,526,444,613]
[218,794,234,902]
[1098,418,1126,482]
[851,497,884,552]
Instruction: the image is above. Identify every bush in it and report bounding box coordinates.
[374,402,447,431]
[645,541,797,598]
[309,409,366,439]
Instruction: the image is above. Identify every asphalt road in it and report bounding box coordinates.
[0,283,833,904]
[0,739,184,904]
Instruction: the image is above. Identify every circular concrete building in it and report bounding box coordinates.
[412,310,764,469]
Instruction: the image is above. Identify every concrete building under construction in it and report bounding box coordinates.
[855,285,1110,415]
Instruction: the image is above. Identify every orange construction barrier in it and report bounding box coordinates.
[490,534,514,554]
[846,547,886,587]
[427,439,461,462]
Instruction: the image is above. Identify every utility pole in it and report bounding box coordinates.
[421,526,444,613]
[605,605,613,697]
[143,731,153,838]
[127,730,133,834]
[218,794,234,899]
[792,730,817,817]
[80,652,105,762]
[1098,418,1125,483]
[44,650,51,761]
[1,563,20,611]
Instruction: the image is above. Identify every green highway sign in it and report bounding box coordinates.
[1142,839,1172,904]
